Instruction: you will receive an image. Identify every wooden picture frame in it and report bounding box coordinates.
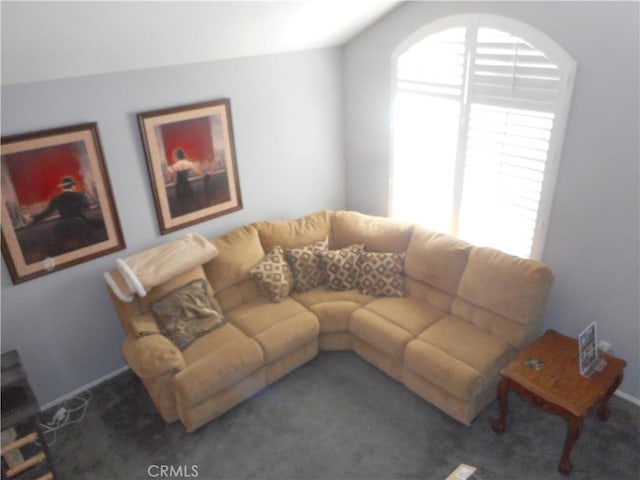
[1,123,125,283]
[138,98,243,234]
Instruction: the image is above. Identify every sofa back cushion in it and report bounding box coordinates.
[404,226,472,296]
[215,278,261,313]
[253,210,333,252]
[331,211,414,253]
[457,247,553,326]
[404,276,456,313]
[203,225,265,293]
[450,296,539,349]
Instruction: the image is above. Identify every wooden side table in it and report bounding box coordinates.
[490,329,626,475]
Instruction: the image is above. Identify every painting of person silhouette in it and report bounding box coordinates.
[167,148,202,217]
[29,176,106,256]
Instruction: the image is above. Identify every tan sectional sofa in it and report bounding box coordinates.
[109,210,553,432]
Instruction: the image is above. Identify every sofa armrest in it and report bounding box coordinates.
[130,312,162,337]
[122,334,186,379]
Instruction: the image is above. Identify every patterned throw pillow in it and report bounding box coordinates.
[284,239,328,292]
[250,246,294,302]
[359,251,406,297]
[148,279,225,350]
[322,244,364,291]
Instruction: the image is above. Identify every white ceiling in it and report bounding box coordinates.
[1,1,399,85]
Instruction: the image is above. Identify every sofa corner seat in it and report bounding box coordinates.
[110,210,553,432]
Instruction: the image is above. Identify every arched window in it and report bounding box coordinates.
[391,15,576,259]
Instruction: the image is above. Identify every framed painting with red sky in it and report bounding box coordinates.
[138,98,243,234]
[1,123,125,283]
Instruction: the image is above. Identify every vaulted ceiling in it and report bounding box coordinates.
[1,1,399,85]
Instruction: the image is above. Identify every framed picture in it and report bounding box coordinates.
[138,98,242,234]
[1,123,125,283]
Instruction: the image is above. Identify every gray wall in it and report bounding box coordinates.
[1,48,346,405]
[344,2,639,399]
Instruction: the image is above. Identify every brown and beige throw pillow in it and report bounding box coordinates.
[358,251,406,297]
[250,246,294,302]
[148,279,225,350]
[284,239,328,292]
[322,243,364,291]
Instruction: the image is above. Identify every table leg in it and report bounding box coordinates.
[597,372,623,421]
[491,377,510,434]
[558,415,583,475]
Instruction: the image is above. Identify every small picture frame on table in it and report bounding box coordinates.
[578,322,606,376]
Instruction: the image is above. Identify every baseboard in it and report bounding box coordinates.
[40,365,130,412]
[615,389,640,407]
[38,364,640,413]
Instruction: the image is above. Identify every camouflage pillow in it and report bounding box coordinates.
[322,244,364,291]
[358,251,406,297]
[148,279,225,350]
[250,246,294,302]
[284,239,328,292]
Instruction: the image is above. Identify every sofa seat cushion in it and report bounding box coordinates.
[404,316,513,400]
[292,287,374,333]
[254,312,319,364]
[291,286,373,308]
[307,302,362,333]
[350,297,446,361]
[182,323,249,365]
[172,337,264,409]
[225,297,319,363]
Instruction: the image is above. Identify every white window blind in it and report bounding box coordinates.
[392,15,576,259]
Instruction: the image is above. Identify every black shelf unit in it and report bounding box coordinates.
[1,350,57,480]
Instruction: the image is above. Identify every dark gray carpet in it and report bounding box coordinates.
[44,351,639,480]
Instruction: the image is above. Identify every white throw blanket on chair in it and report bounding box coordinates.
[104,233,218,302]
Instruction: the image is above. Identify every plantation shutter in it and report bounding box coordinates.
[470,27,562,112]
[392,16,575,259]
[457,27,566,258]
[395,27,467,102]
